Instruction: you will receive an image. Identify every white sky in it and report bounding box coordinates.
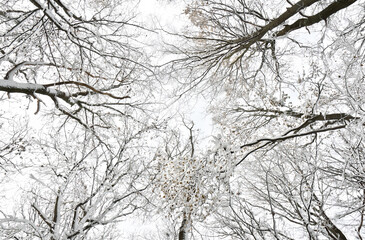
[137,0,214,143]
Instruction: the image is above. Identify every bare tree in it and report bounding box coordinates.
[0,0,160,239]
[152,121,231,239]
[164,0,365,239]
[2,0,365,238]
[0,0,151,129]
[211,139,356,239]
[0,122,157,239]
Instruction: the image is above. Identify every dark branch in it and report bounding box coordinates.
[276,0,358,37]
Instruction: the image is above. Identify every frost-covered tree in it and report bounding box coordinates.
[0,0,150,128]
[0,0,158,239]
[165,0,365,239]
[0,125,155,239]
[152,122,231,240]
[2,0,365,239]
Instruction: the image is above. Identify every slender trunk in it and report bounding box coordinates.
[178,211,188,240]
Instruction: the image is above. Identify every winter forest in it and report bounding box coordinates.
[0,0,364,239]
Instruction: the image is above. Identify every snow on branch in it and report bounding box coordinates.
[0,79,130,104]
[0,79,74,105]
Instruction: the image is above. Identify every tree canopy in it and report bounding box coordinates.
[1,0,364,239]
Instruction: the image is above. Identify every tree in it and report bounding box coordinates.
[0,0,150,129]
[0,112,159,239]
[152,120,233,239]
[166,0,365,239]
[2,0,365,238]
[0,0,158,239]
[0,126,155,239]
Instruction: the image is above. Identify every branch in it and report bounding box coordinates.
[240,124,346,149]
[234,107,359,135]
[0,79,129,105]
[310,192,348,240]
[0,79,75,105]
[235,125,346,166]
[31,204,54,230]
[4,61,109,81]
[276,0,358,37]
[43,81,130,100]
[228,0,320,56]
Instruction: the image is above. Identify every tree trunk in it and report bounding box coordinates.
[178,212,188,240]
